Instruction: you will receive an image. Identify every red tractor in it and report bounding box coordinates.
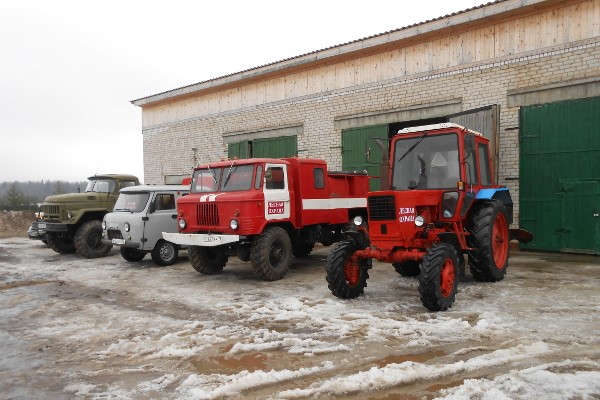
[325,123,532,311]
[165,157,369,281]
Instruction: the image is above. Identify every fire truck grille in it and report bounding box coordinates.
[107,229,123,240]
[196,203,219,227]
[43,205,60,217]
[368,195,396,221]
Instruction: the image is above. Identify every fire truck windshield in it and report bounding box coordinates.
[191,164,256,193]
[391,133,460,190]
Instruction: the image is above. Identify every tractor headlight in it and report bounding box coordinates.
[102,220,106,231]
[442,191,459,218]
[353,215,363,226]
[178,218,187,229]
[124,222,130,232]
[67,210,73,219]
[415,215,425,227]
[230,219,239,230]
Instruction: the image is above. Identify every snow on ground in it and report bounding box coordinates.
[1,238,599,399]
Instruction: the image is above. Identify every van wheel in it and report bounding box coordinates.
[251,226,292,281]
[74,220,112,258]
[120,247,146,262]
[151,240,178,266]
[188,245,227,274]
[46,232,76,254]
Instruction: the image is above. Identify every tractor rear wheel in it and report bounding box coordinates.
[74,220,112,258]
[418,243,459,311]
[46,232,76,254]
[467,201,510,282]
[120,247,146,262]
[188,245,228,274]
[393,261,420,277]
[326,239,369,299]
[250,226,292,281]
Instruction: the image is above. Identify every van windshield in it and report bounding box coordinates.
[113,193,150,212]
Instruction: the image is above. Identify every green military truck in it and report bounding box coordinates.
[28,174,140,258]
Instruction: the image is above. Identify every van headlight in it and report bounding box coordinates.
[230,219,239,230]
[124,222,130,232]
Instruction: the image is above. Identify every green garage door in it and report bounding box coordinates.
[520,96,600,254]
[228,136,297,159]
[342,125,388,191]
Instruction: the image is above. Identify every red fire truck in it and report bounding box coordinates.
[164,157,369,281]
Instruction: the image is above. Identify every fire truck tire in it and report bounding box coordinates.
[292,241,315,258]
[120,247,146,262]
[326,239,369,299]
[46,232,76,254]
[250,226,292,281]
[467,201,509,282]
[188,246,227,274]
[393,261,421,277]
[74,220,112,259]
[418,243,459,311]
[151,240,178,266]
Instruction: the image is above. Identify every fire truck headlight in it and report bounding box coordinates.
[178,219,187,229]
[124,222,130,232]
[353,215,363,226]
[414,215,425,227]
[230,219,239,230]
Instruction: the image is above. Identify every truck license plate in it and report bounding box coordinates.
[112,239,125,245]
[37,223,47,229]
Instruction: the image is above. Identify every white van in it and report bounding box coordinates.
[101,185,189,266]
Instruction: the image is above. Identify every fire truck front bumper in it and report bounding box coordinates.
[163,232,240,247]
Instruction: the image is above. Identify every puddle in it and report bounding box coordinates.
[374,349,446,367]
[190,351,268,374]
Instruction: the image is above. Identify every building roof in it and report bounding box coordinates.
[131,0,552,107]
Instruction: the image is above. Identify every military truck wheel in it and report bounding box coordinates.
[418,243,459,311]
[393,261,420,277]
[74,220,112,258]
[46,233,76,254]
[250,226,292,281]
[292,241,315,258]
[120,247,146,262]
[467,201,509,282]
[326,239,369,299]
[151,240,178,266]
[188,245,227,274]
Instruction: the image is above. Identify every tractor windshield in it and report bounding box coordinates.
[391,133,460,190]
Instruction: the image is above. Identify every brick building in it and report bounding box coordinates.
[132,0,600,253]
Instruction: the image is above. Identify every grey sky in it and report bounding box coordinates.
[0,0,486,183]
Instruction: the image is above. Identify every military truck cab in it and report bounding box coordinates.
[102,184,189,266]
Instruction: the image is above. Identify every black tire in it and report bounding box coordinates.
[326,239,369,299]
[188,245,228,274]
[393,261,420,277]
[292,241,315,258]
[151,240,178,266]
[74,220,112,259]
[120,247,146,262]
[250,226,292,281]
[418,243,459,311]
[46,232,76,254]
[467,201,510,282]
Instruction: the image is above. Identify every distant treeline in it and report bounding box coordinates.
[0,180,87,210]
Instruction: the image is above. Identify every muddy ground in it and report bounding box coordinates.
[1,236,599,399]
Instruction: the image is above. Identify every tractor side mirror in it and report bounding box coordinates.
[464,133,474,155]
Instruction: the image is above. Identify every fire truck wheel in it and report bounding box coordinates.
[292,241,315,258]
[467,201,509,282]
[326,239,369,299]
[74,220,112,259]
[393,261,421,277]
[46,232,76,254]
[250,226,292,281]
[188,246,227,274]
[151,240,178,266]
[418,243,459,311]
[120,247,146,262]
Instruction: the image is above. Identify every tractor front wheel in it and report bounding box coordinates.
[467,201,510,282]
[250,227,292,281]
[188,245,228,274]
[418,243,459,311]
[326,239,369,299]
